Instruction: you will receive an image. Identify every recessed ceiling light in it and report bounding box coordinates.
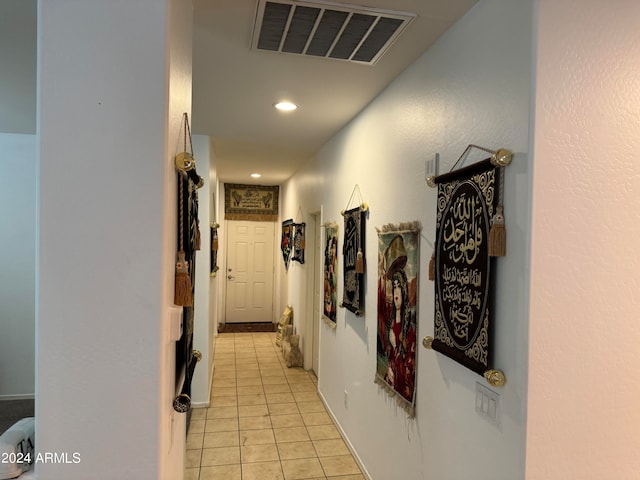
[274,101,298,111]
[250,173,262,178]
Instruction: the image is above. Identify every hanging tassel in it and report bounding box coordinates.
[174,250,193,306]
[429,251,435,281]
[195,227,201,250]
[489,205,506,257]
[355,248,364,273]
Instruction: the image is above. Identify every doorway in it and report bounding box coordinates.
[309,212,321,375]
[225,220,275,323]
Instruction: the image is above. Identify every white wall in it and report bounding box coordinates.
[37,0,192,478]
[281,1,532,479]
[526,1,640,478]
[0,0,36,134]
[0,133,36,398]
[191,134,215,406]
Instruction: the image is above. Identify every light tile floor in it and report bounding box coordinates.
[185,332,365,480]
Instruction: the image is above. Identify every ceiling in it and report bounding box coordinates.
[0,0,477,185]
[192,0,478,184]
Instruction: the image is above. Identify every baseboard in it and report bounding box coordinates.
[0,394,35,401]
[317,390,372,480]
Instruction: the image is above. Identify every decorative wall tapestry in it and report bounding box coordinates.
[210,222,219,277]
[224,183,279,221]
[431,159,501,376]
[281,219,293,271]
[173,112,202,414]
[292,222,305,264]
[341,206,366,315]
[375,222,420,416]
[323,223,339,326]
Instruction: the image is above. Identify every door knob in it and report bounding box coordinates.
[227,275,235,280]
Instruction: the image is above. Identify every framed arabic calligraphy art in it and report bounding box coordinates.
[432,160,500,376]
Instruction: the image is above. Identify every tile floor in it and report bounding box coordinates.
[185,332,365,480]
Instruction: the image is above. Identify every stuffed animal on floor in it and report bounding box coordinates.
[284,334,303,368]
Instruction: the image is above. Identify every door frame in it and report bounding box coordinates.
[304,209,322,373]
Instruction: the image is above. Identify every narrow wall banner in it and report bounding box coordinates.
[341,206,366,315]
[323,223,339,326]
[281,219,293,271]
[432,160,500,376]
[224,183,279,221]
[375,223,420,416]
[292,222,305,264]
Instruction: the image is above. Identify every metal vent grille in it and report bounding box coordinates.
[252,0,415,65]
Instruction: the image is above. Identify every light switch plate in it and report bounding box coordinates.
[476,382,501,427]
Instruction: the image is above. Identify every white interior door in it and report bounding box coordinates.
[225,221,275,323]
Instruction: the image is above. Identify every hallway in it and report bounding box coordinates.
[185,332,364,480]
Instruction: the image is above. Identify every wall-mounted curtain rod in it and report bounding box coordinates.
[426,144,512,188]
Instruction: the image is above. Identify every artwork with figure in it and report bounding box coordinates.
[281,219,293,271]
[375,224,420,415]
[292,222,305,264]
[323,223,338,324]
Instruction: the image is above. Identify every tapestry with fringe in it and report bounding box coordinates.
[375,222,420,416]
[224,183,279,221]
[323,223,338,326]
[432,160,500,376]
[281,219,293,271]
[292,222,305,264]
[341,206,366,316]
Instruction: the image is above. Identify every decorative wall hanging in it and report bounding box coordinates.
[340,185,368,316]
[424,145,512,387]
[323,222,339,327]
[281,219,294,271]
[292,222,305,264]
[224,183,279,221]
[375,222,420,416]
[210,222,219,277]
[173,112,203,413]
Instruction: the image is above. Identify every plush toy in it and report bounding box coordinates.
[281,325,293,355]
[285,334,303,368]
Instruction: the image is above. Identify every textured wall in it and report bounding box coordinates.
[0,133,36,398]
[281,1,533,478]
[527,1,640,478]
[37,0,192,478]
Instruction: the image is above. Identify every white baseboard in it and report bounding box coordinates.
[317,390,371,480]
[0,394,35,401]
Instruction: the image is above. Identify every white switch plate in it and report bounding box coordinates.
[476,382,501,427]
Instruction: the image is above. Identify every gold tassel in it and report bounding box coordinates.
[355,248,364,273]
[174,250,193,306]
[195,227,201,250]
[489,206,506,257]
[429,252,435,281]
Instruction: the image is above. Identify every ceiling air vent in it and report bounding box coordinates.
[252,0,415,65]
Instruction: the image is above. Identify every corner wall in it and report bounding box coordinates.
[526,1,640,477]
[37,0,192,478]
[0,133,36,399]
[191,134,216,406]
[281,1,532,479]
